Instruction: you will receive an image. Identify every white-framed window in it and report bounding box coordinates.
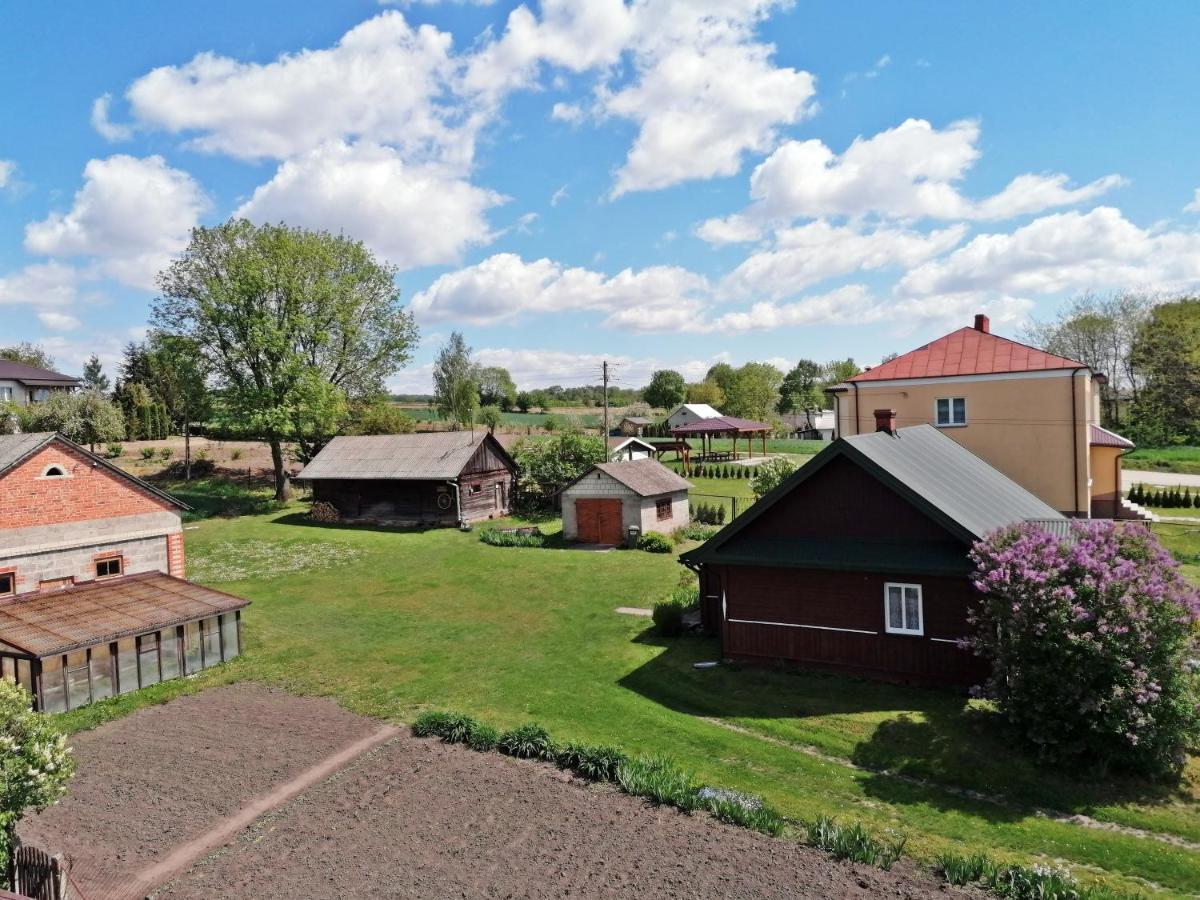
[0,387,11,402]
[884,583,923,635]
[40,464,70,479]
[935,397,967,427]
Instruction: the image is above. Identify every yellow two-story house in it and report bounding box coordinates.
[827,314,1139,519]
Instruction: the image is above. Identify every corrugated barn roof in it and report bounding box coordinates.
[296,432,499,481]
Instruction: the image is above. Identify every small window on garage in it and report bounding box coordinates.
[0,573,13,597]
[41,465,69,478]
[656,498,672,520]
[884,583,923,635]
[95,556,122,579]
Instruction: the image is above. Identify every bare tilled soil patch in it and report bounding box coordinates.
[20,684,380,898]
[23,684,962,899]
[161,736,957,900]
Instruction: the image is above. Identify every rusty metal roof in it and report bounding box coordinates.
[0,572,249,657]
[670,416,771,435]
[295,431,513,481]
[569,459,692,497]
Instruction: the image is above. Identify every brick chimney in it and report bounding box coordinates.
[874,408,897,435]
[974,313,990,333]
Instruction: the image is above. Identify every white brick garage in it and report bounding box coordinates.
[561,459,691,544]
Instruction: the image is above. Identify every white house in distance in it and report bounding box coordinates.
[609,437,657,461]
[0,361,80,405]
[561,459,691,545]
[665,403,722,431]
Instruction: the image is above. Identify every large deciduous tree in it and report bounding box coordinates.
[643,369,687,410]
[724,362,784,421]
[153,219,418,499]
[1025,292,1153,427]
[686,378,724,408]
[475,366,517,411]
[433,332,480,430]
[778,359,825,422]
[1129,297,1200,445]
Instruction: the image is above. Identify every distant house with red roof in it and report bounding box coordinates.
[826,314,1140,519]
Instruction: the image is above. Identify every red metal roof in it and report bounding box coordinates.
[848,325,1088,383]
[1089,424,1135,449]
[670,416,771,435]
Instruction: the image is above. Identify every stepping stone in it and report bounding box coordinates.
[615,607,653,617]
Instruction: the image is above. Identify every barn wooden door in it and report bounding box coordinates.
[576,499,623,544]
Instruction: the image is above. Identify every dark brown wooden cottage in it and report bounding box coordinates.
[680,420,1067,685]
[295,432,517,527]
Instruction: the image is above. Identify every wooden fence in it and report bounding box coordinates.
[9,843,70,900]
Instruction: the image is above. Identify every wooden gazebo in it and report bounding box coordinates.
[670,417,771,473]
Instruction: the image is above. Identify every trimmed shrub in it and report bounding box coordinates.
[616,755,699,811]
[750,456,797,499]
[969,521,1200,775]
[804,816,906,870]
[105,442,123,459]
[936,851,1100,900]
[466,723,499,752]
[652,600,685,636]
[411,710,455,737]
[555,742,627,781]
[498,722,556,760]
[637,531,673,553]
[696,788,785,836]
[159,447,174,461]
[140,447,156,460]
[672,522,718,543]
[479,528,547,548]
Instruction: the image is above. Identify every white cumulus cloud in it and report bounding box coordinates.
[233,142,505,271]
[24,155,209,290]
[37,311,82,331]
[0,159,14,190]
[700,118,1123,230]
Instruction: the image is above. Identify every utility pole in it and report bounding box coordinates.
[602,360,610,447]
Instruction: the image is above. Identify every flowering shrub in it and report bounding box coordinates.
[749,457,797,499]
[0,680,75,877]
[969,521,1200,776]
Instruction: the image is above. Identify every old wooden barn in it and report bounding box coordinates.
[296,432,517,527]
[681,413,1066,685]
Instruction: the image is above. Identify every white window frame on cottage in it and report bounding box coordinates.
[884,582,923,635]
[0,387,11,402]
[935,397,967,427]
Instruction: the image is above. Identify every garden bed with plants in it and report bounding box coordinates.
[155,714,962,900]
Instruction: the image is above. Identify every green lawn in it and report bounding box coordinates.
[1125,446,1200,475]
[57,506,1200,897]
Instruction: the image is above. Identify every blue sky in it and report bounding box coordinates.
[2,1,1199,392]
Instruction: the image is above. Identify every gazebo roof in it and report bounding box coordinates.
[670,416,770,435]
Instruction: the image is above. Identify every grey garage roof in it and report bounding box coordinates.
[0,432,54,474]
[295,431,511,481]
[568,458,692,497]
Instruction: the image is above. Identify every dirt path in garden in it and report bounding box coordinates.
[22,684,965,900]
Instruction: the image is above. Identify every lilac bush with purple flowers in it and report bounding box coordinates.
[969,521,1200,776]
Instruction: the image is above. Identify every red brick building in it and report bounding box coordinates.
[681,417,1066,685]
[0,432,248,712]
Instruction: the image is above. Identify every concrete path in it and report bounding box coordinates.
[615,606,653,617]
[1124,469,1200,488]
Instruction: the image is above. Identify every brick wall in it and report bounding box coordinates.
[0,443,175,529]
[167,532,186,578]
[3,535,170,595]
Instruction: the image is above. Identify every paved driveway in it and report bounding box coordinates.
[1123,469,1200,489]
